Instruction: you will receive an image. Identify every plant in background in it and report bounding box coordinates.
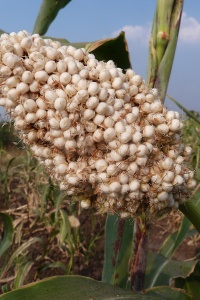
[0,0,200,299]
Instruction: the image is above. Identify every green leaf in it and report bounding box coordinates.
[0,275,188,300]
[175,263,200,300]
[0,29,6,35]
[145,286,192,300]
[102,214,134,288]
[33,0,72,35]
[0,237,43,279]
[145,251,197,288]
[0,213,14,258]
[87,32,131,70]
[13,261,34,289]
[159,228,197,259]
[179,198,200,234]
[59,209,71,244]
[159,190,200,258]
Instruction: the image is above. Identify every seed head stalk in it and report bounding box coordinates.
[147,0,184,102]
[130,0,184,292]
[130,213,150,291]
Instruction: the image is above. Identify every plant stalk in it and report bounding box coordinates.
[130,214,150,291]
[147,0,184,102]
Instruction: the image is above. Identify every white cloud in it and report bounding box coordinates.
[179,12,200,44]
[112,24,150,46]
[112,12,200,46]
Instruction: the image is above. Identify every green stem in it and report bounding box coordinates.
[102,213,134,288]
[130,214,150,291]
[147,0,184,102]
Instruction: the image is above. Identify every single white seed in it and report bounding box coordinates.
[84,109,95,120]
[35,70,48,83]
[53,154,66,166]
[23,99,37,112]
[129,85,138,96]
[158,191,169,201]
[115,121,125,134]
[112,77,123,89]
[93,129,103,142]
[174,163,182,175]
[25,112,38,123]
[119,132,132,143]
[151,101,163,113]
[184,146,192,157]
[110,150,123,162]
[98,87,108,101]
[54,97,67,111]
[128,162,138,175]
[88,82,99,95]
[104,128,116,142]
[132,131,142,144]
[104,117,115,128]
[81,200,91,209]
[60,117,71,130]
[129,144,137,156]
[65,139,77,152]
[134,93,146,104]
[14,104,25,116]
[117,144,129,157]
[45,60,57,74]
[22,71,34,84]
[162,171,174,183]
[85,121,97,132]
[86,97,99,109]
[73,48,85,61]
[49,117,60,129]
[187,179,196,189]
[36,108,47,119]
[99,183,110,194]
[106,164,117,176]
[45,90,57,104]
[136,156,148,166]
[95,159,108,172]
[6,76,19,88]
[56,163,68,174]
[29,80,39,92]
[16,82,29,94]
[54,137,66,149]
[93,114,105,125]
[157,124,169,134]
[162,182,173,192]
[130,75,143,86]
[129,180,140,192]
[169,119,181,132]
[27,130,37,142]
[137,144,148,157]
[143,125,155,138]
[60,72,71,85]
[57,60,68,73]
[166,111,175,121]
[173,175,184,186]
[119,173,129,184]
[161,157,173,170]
[109,182,121,193]
[99,69,111,82]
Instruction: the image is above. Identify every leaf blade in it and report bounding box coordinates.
[33,0,72,35]
[0,213,14,258]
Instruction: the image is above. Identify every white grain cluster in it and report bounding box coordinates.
[0,31,196,218]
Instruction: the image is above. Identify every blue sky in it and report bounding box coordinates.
[0,0,200,117]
